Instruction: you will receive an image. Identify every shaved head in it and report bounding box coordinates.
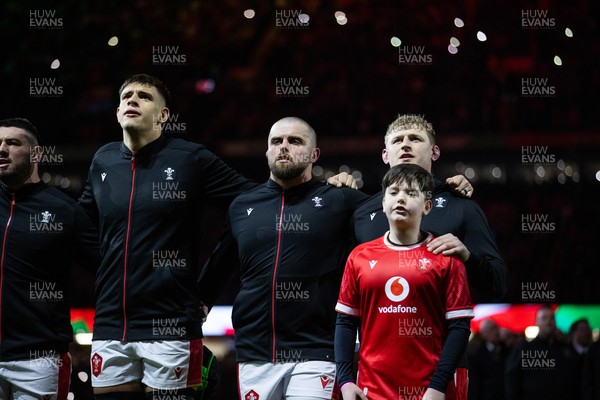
[270,117,317,147]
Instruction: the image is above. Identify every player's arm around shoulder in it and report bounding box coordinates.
[426,232,470,263]
[326,171,357,189]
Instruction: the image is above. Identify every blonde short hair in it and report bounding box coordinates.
[385,114,435,145]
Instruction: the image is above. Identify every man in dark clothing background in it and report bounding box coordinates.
[0,118,100,400]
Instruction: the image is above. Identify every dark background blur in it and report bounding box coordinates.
[2,0,599,306]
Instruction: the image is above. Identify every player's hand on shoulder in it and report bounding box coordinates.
[327,172,358,189]
[340,382,368,400]
[423,387,445,400]
[446,175,473,198]
[427,233,471,263]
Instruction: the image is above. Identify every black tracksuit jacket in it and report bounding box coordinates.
[353,179,508,302]
[78,135,255,342]
[200,179,368,362]
[0,181,100,361]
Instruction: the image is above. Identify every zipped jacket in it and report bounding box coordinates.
[0,181,99,361]
[79,135,255,341]
[204,179,368,362]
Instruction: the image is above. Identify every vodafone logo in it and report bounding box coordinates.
[384,276,409,302]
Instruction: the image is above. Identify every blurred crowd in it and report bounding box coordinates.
[467,306,600,400]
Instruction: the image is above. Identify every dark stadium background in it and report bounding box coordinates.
[1,1,598,399]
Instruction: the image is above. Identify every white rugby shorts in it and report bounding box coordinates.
[91,339,203,390]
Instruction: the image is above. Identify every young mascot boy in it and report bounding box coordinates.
[335,163,474,400]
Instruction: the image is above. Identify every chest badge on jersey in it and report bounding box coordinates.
[434,196,447,208]
[30,211,63,233]
[154,168,186,201]
[164,167,176,180]
[311,196,323,207]
[370,212,376,221]
[41,211,52,223]
[418,258,431,270]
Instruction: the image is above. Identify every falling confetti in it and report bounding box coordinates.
[298,13,310,24]
[554,55,562,66]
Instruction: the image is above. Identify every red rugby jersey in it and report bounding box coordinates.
[336,232,473,400]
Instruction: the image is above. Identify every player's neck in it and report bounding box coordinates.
[123,128,161,153]
[388,225,422,246]
[270,171,312,190]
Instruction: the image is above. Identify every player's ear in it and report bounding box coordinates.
[311,147,320,163]
[431,145,440,161]
[423,199,432,216]
[382,148,390,165]
[30,145,43,163]
[158,107,170,124]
